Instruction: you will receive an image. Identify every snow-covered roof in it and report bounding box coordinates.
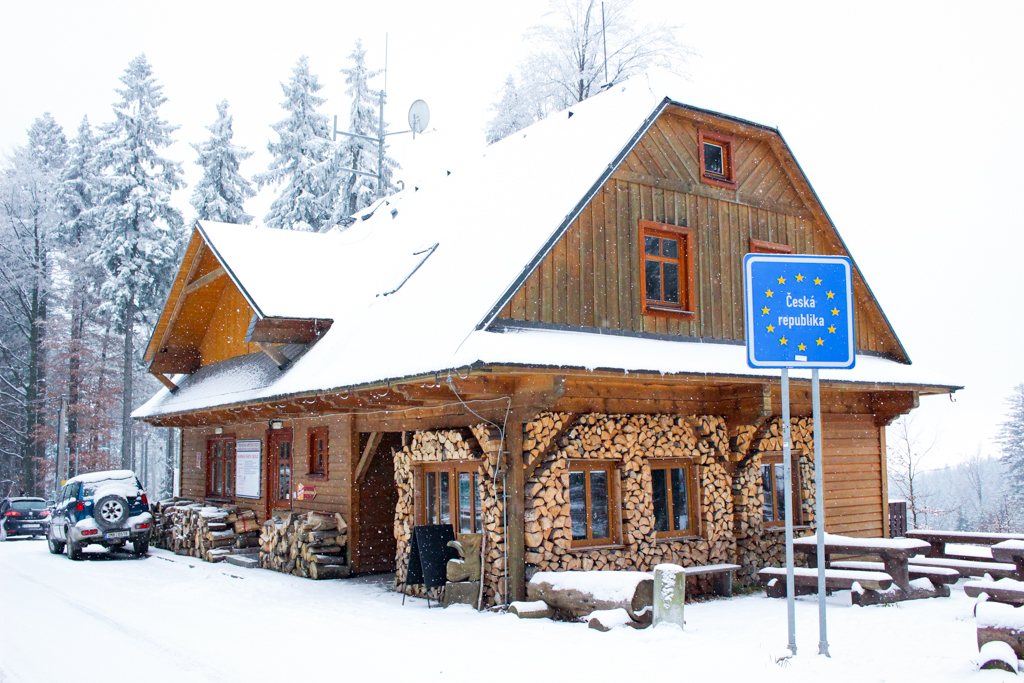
[135,77,956,421]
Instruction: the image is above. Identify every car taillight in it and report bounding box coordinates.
[81,529,99,536]
[134,522,150,530]
[5,511,20,517]
[141,493,148,506]
[75,501,84,512]
[41,510,50,516]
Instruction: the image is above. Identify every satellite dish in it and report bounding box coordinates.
[408,100,430,135]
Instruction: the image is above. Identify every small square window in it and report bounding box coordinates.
[698,129,737,188]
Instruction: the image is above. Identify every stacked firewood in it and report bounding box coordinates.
[732,417,817,584]
[149,498,195,550]
[258,511,348,580]
[153,503,260,562]
[523,413,737,596]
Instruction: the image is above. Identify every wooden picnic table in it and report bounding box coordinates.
[906,530,1024,558]
[793,533,942,604]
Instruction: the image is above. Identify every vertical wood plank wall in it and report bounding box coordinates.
[180,413,355,525]
[197,284,258,366]
[821,413,884,537]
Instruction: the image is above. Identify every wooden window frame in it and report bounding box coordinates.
[761,451,802,528]
[268,428,294,511]
[307,426,328,479]
[413,460,484,534]
[750,238,793,255]
[206,434,236,501]
[649,457,702,540]
[698,129,737,189]
[639,220,696,320]
[568,459,622,549]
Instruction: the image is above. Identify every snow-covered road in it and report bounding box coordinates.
[0,539,1012,682]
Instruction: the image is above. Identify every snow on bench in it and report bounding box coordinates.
[909,556,1017,579]
[758,566,893,596]
[964,578,1024,605]
[682,563,741,597]
[830,560,960,585]
[527,571,652,619]
[943,543,993,560]
[977,600,1024,658]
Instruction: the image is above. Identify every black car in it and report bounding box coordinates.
[1,497,50,538]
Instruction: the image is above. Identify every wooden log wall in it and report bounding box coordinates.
[523,413,737,596]
[732,418,817,585]
[392,430,501,602]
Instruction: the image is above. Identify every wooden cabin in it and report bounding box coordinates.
[135,80,957,604]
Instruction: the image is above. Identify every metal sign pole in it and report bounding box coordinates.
[782,368,796,655]
[813,369,830,656]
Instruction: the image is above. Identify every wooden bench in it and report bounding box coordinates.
[682,563,741,598]
[758,567,892,602]
[964,578,1024,605]
[830,560,960,586]
[906,530,1024,558]
[908,556,1017,580]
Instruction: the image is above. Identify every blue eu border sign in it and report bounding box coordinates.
[744,254,855,369]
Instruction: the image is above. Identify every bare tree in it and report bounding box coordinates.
[887,414,936,528]
[486,0,695,142]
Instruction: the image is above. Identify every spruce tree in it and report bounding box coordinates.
[998,384,1024,500]
[191,100,256,224]
[485,76,535,144]
[91,54,184,469]
[334,39,400,221]
[58,116,104,476]
[256,56,334,232]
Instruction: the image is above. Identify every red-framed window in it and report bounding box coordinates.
[206,435,236,499]
[640,220,696,319]
[698,129,737,189]
[308,426,328,477]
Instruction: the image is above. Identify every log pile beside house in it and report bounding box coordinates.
[259,511,348,580]
[150,501,260,561]
[732,418,818,583]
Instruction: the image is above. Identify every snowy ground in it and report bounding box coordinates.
[0,538,1015,683]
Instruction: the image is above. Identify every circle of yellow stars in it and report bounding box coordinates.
[759,271,841,354]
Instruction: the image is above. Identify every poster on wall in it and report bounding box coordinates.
[235,440,262,499]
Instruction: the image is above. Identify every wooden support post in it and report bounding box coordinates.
[337,414,358,571]
[506,414,526,603]
[256,342,290,369]
[151,372,178,393]
[354,432,382,484]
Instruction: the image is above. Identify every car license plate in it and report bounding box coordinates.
[23,524,40,529]
[104,530,130,540]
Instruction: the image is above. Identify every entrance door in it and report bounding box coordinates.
[353,432,400,573]
[267,428,293,514]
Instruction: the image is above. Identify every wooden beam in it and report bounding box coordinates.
[182,266,226,297]
[149,348,201,374]
[151,372,179,393]
[256,342,290,369]
[354,432,382,484]
[246,317,333,344]
[505,413,526,603]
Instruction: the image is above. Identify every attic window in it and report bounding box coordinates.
[698,129,737,189]
[639,221,695,320]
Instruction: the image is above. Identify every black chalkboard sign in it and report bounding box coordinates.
[406,524,458,589]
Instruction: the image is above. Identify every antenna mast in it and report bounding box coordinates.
[602,2,609,85]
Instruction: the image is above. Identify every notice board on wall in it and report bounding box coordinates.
[235,440,262,499]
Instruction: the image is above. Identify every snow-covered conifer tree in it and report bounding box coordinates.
[90,54,185,469]
[334,40,400,221]
[0,113,66,494]
[190,100,256,224]
[256,56,334,232]
[485,76,536,144]
[998,384,1024,501]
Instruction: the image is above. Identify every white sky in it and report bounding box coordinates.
[2,0,1022,469]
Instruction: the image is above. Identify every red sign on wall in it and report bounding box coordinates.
[296,483,317,501]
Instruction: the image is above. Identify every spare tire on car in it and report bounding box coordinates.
[93,494,129,530]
